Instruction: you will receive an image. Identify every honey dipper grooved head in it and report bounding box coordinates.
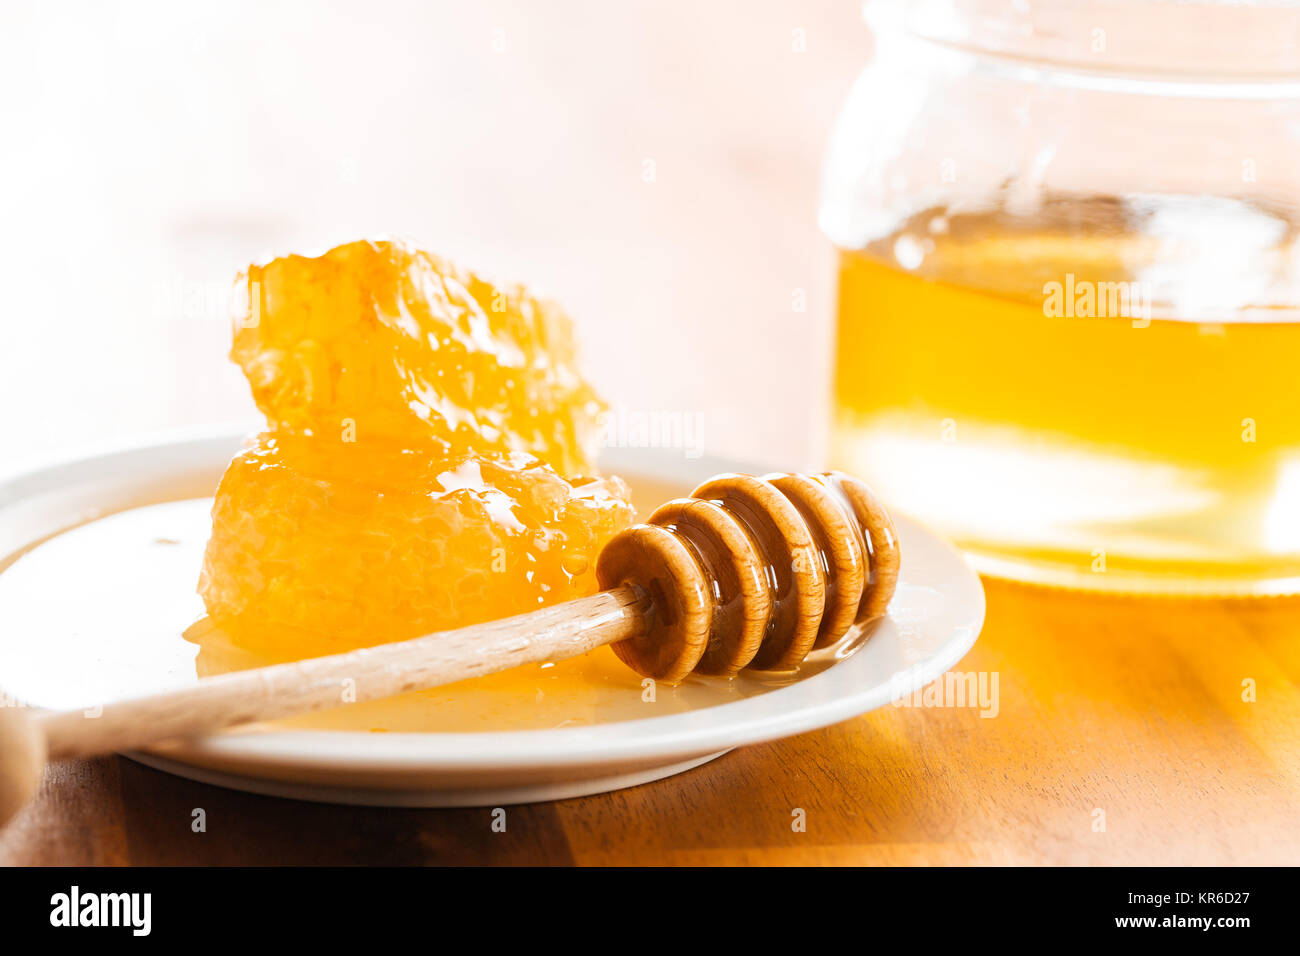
[691,475,825,671]
[768,473,865,649]
[594,524,711,683]
[595,471,900,682]
[645,496,770,676]
[821,471,901,629]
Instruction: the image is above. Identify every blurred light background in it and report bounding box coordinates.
[0,0,866,472]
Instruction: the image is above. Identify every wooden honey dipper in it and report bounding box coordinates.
[0,471,898,825]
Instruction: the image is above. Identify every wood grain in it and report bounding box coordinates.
[4,579,1296,866]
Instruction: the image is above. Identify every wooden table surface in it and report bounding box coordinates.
[4,579,1296,866]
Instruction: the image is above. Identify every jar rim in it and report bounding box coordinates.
[866,0,1300,81]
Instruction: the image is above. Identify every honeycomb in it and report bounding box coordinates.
[199,432,631,647]
[231,238,603,476]
[200,240,632,650]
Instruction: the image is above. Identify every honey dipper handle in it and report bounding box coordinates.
[38,587,648,760]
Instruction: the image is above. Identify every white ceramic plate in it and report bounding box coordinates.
[0,427,984,806]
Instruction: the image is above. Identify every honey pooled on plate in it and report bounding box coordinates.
[200,239,633,651]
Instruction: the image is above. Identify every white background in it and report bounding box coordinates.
[0,0,867,473]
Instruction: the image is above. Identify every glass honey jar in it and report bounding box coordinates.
[822,0,1300,594]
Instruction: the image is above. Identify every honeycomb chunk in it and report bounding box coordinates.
[200,240,632,651]
[199,432,633,648]
[232,238,604,476]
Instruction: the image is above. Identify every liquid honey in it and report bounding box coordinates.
[831,199,1300,592]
